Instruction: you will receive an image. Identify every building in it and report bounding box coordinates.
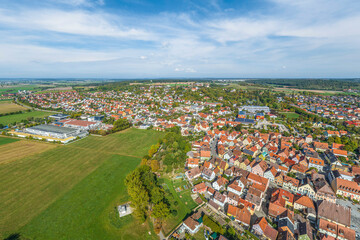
[239,105,270,113]
[59,119,100,130]
[18,124,86,143]
[48,113,70,121]
[331,178,360,201]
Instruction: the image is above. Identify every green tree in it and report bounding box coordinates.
[151,201,170,219]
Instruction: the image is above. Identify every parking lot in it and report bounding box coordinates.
[337,199,360,238]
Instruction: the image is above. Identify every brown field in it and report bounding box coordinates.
[0,102,27,114]
[0,140,57,164]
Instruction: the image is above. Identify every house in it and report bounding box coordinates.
[227,182,243,196]
[200,150,211,161]
[331,178,360,201]
[308,157,324,172]
[278,210,295,237]
[283,175,300,192]
[183,214,203,235]
[294,196,315,211]
[264,166,278,182]
[226,205,251,227]
[187,158,199,168]
[213,191,228,208]
[313,177,336,203]
[317,201,354,240]
[202,168,216,181]
[298,178,316,199]
[193,182,207,194]
[332,149,348,158]
[268,188,294,219]
[252,217,278,240]
[212,176,229,191]
[185,167,201,181]
[305,135,313,143]
[313,142,329,152]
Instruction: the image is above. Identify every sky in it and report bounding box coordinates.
[0,0,359,78]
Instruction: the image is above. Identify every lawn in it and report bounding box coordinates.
[0,136,19,145]
[160,177,198,236]
[0,128,164,239]
[281,112,299,119]
[0,110,53,125]
[0,102,27,114]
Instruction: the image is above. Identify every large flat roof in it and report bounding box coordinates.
[27,124,77,134]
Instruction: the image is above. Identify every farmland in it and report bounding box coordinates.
[0,110,53,125]
[0,129,165,239]
[0,101,27,114]
[0,136,19,146]
[0,139,56,164]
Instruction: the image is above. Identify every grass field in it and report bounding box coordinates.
[0,136,19,146]
[0,85,42,94]
[0,102,27,114]
[281,112,300,119]
[0,111,53,125]
[161,178,198,236]
[0,128,165,239]
[0,139,56,164]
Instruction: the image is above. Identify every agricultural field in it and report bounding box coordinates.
[0,101,27,114]
[0,136,19,146]
[281,112,300,119]
[0,139,56,164]
[0,85,42,94]
[160,177,198,236]
[0,110,53,125]
[0,128,164,239]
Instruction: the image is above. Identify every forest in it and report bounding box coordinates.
[246,79,360,91]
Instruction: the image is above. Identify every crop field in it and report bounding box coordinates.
[0,110,53,125]
[0,136,19,146]
[0,139,56,164]
[0,102,27,114]
[0,128,164,239]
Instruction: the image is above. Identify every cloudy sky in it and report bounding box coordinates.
[0,0,359,78]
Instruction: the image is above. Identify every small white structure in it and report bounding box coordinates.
[118,203,133,217]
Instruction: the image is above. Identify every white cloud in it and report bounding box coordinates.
[0,8,152,40]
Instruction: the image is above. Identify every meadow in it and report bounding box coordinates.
[0,136,19,146]
[0,128,165,239]
[281,112,300,119]
[0,102,27,114]
[0,110,53,125]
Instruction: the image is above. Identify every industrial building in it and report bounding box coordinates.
[238,105,270,113]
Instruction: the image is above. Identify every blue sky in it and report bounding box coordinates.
[0,0,359,78]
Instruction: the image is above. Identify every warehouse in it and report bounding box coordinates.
[25,124,84,139]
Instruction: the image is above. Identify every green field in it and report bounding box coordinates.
[161,178,198,236]
[0,85,42,94]
[0,136,19,145]
[0,128,165,239]
[0,111,53,125]
[281,112,300,119]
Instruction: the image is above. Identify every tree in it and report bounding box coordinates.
[152,201,170,219]
[151,159,160,172]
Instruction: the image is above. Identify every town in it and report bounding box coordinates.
[1,80,360,240]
